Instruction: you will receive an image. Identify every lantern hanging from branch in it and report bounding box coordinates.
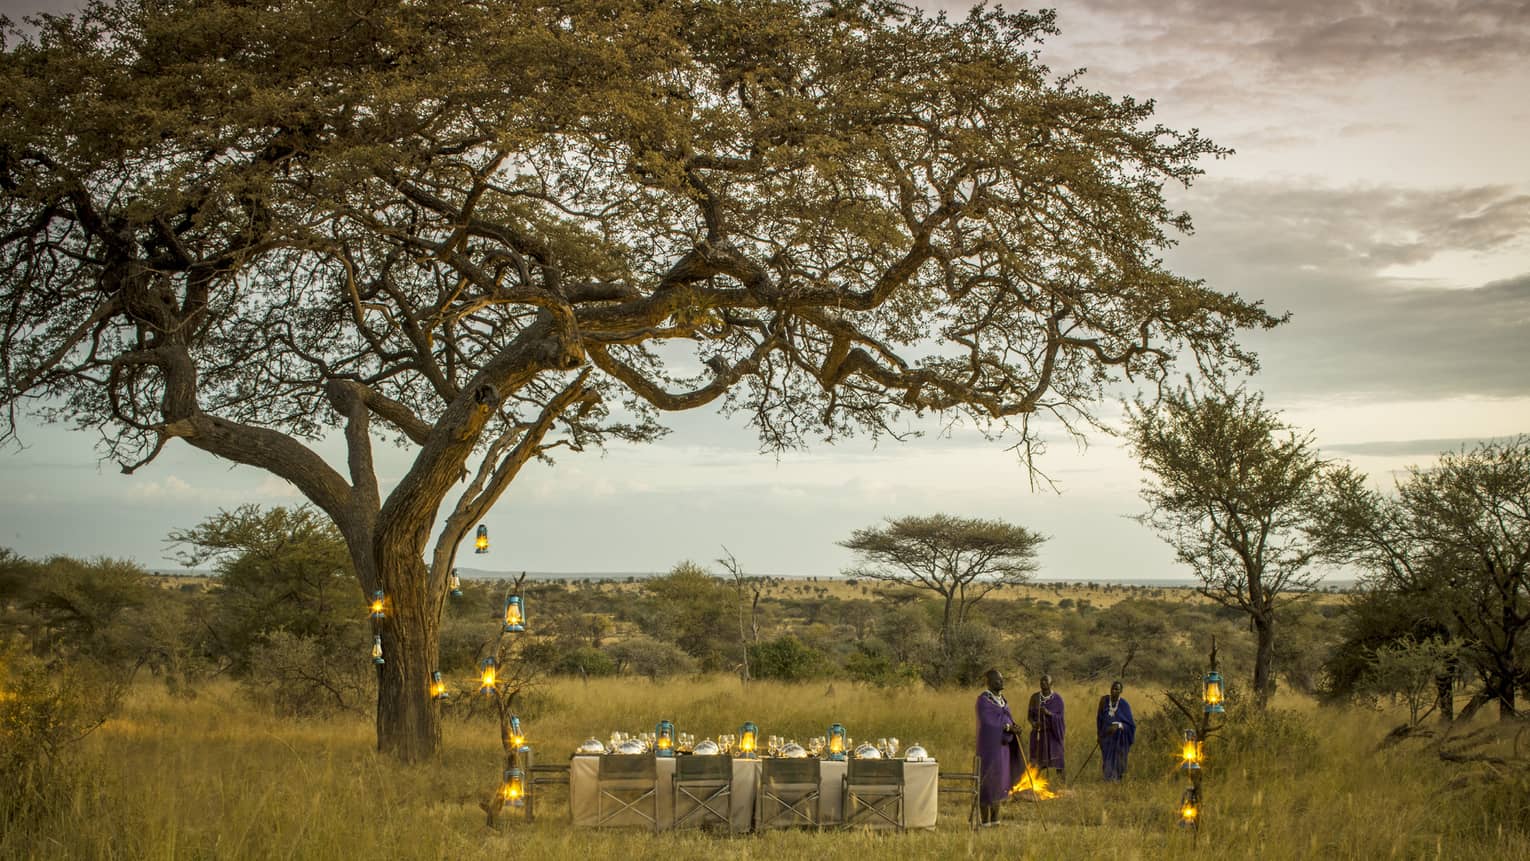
[655,720,676,757]
[1180,730,1203,770]
[1178,785,1200,829]
[827,723,847,761]
[474,524,490,554]
[500,768,525,807]
[507,715,528,751]
[1203,670,1225,714]
[369,590,387,620]
[449,569,463,598]
[739,721,759,758]
[479,658,497,694]
[430,670,449,700]
[502,594,526,633]
[371,634,385,665]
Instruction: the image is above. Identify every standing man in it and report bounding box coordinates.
[1096,680,1136,782]
[975,668,1022,826]
[1027,673,1066,785]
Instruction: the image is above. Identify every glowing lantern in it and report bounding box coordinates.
[500,768,525,807]
[502,594,526,633]
[507,715,528,751]
[449,569,463,598]
[827,723,847,761]
[371,634,385,665]
[479,658,497,694]
[430,670,449,700]
[739,721,759,758]
[655,720,676,757]
[1178,786,1200,829]
[1180,730,1202,770]
[1203,670,1225,714]
[474,524,490,554]
[370,590,387,620]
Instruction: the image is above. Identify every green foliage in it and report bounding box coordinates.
[638,562,737,671]
[242,629,374,718]
[1359,636,1459,725]
[747,634,827,681]
[605,635,697,680]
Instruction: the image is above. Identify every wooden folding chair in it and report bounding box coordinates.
[672,755,733,832]
[756,758,821,830]
[595,755,659,831]
[843,759,904,830]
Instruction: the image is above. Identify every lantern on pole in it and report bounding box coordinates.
[474,524,490,554]
[1180,730,1203,771]
[1203,670,1225,714]
[655,720,676,757]
[738,721,759,758]
[369,590,387,620]
[508,715,528,751]
[430,670,449,700]
[479,657,497,694]
[371,634,385,665]
[827,723,847,760]
[1178,785,1200,829]
[501,594,526,633]
[500,767,525,807]
[449,569,464,598]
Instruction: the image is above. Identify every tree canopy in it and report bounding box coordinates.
[1,0,1275,759]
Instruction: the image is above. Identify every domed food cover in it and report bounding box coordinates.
[779,742,809,758]
[577,737,606,754]
[902,745,931,762]
[692,739,722,755]
[616,739,647,755]
[853,742,882,759]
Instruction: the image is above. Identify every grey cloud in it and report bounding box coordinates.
[1325,434,1527,457]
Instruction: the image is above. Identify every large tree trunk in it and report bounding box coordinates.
[365,538,443,762]
[1252,616,1276,708]
[1435,672,1455,722]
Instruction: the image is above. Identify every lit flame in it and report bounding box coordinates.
[505,605,523,627]
[1010,765,1057,800]
[1180,802,1198,823]
[740,733,756,753]
[657,735,672,750]
[1180,740,1203,767]
[1204,682,1222,706]
[480,666,497,692]
[430,681,447,698]
[501,779,523,800]
[829,736,844,753]
[370,598,385,616]
[511,734,525,748]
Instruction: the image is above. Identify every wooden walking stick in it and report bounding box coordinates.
[1070,737,1101,786]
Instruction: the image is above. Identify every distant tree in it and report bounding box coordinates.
[640,561,735,670]
[840,514,1044,672]
[748,634,827,681]
[1315,438,1530,720]
[1127,384,1330,707]
[1,0,1275,758]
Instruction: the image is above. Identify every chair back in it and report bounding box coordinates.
[761,758,820,786]
[847,759,904,786]
[598,755,657,781]
[676,755,732,782]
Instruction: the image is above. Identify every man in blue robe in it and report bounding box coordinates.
[1096,679,1136,781]
[975,668,1021,826]
[1027,673,1065,784]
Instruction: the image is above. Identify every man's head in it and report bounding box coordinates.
[985,668,1004,692]
[1039,674,1052,696]
[1110,680,1123,698]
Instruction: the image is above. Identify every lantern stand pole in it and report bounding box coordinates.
[481,572,530,828]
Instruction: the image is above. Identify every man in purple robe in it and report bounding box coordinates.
[1027,673,1065,784]
[975,668,1022,826]
[1096,679,1136,781]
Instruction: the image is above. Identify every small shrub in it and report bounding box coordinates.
[748,635,827,681]
[243,630,374,717]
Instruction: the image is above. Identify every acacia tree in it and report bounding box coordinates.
[1127,384,1328,707]
[840,514,1045,664]
[1,0,1276,760]
[1316,438,1530,720]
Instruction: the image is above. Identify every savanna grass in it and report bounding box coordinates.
[7,677,1525,860]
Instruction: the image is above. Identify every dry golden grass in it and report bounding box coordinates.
[10,676,1523,860]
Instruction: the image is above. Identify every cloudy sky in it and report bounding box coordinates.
[2,0,1527,580]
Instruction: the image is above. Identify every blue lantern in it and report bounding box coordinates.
[479,657,497,694]
[655,720,676,757]
[1180,729,1202,770]
[474,524,490,554]
[739,721,759,758]
[501,768,525,807]
[430,670,449,700]
[827,723,847,760]
[369,590,386,620]
[508,715,528,751]
[502,594,526,633]
[449,569,464,598]
[1203,671,1225,714]
[1178,785,1200,829]
[371,634,385,665]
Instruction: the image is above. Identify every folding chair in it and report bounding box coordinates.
[938,755,982,829]
[672,755,733,832]
[755,758,821,830]
[843,759,905,830]
[595,755,659,831]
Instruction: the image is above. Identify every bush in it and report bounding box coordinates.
[555,645,618,677]
[606,635,697,679]
[243,629,374,718]
[748,635,827,681]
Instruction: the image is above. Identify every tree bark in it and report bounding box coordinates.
[1252,616,1276,708]
[364,535,442,761]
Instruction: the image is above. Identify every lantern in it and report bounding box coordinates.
[655,720,676,757]
[370,590,387,620]
[449,569,464,598]
[827,723,847,761]
[739,721,759,758]
[508,715,528,751]
[1180,730,1202,770]
[1203,670,1225,714]
[474,524,490,554]
[479,657,497,694]
[371,634,385,665]
[500,767,525,807]
[1178,786,1200,829]
[502,594,526,633]
[430,670,449,700]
